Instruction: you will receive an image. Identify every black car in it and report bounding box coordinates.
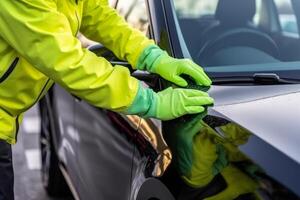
[39,0,300,199]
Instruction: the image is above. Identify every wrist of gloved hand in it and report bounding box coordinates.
[136,44,165,72]
[123,82,157,117]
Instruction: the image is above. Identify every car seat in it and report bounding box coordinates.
[197,0,279,66]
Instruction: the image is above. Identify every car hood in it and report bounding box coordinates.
[208,84,300,164]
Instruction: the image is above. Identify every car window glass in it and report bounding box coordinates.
[116,0,149,35]
[173,0,300,77]
[274,0,299,36]
[253,0,262,25]
[175,0,262,22]
[174,0,264,58]
[175,0,218,18]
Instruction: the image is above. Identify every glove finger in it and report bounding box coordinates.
[182,61,212,86]
[188,67,212,86]
[171,75,188,87]
[181,89,210,97]
[185,106,205,114]
[187,96,214,106]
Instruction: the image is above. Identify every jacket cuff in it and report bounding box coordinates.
[136,44,166,72]
[123,82,157,118]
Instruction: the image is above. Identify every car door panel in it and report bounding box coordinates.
[130,117,174,200]
[74,101,139,200]
[51,84,81,193]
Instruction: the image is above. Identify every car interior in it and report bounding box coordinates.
[177,0,300,67]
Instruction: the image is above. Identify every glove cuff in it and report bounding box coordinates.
[124,82,157,118]
[136,44,166,72]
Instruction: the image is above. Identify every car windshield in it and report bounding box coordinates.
[173,0,300,80]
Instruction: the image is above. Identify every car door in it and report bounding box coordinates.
[50,84,80,186]
[73,2,145,199]
[113,2,175,199]
[114,1,175,199]
[74,101,141,200]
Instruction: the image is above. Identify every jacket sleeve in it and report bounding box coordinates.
[0,0,139,112]
[81,0,154,68]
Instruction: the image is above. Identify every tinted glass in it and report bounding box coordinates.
[274,0,299,35]
[173,0,300,79]
[175,1,218,18]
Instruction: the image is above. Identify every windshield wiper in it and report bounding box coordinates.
[212,73,300,85]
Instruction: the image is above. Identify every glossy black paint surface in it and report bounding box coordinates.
[208,85,300,196]
[74,102,134,199]
[46,84,173,200]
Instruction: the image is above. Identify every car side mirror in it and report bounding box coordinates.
[88,44,159,88]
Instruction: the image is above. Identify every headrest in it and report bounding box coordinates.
[215,0,256,26]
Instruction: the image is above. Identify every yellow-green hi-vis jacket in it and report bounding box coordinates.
[0,0,154,144]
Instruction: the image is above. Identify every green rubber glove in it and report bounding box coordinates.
[152,87,214,120]
[125,83,214,121]
[137,45,212,87]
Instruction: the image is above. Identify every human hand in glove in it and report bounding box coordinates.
[152,87,214,120]
[136,45,212,87]
[124,84,214,121]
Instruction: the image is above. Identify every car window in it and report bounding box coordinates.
[253,0,263,25]
[274,0,299,36]
[175,0,263,27]
[175,0,262,22]
[173,0,300,79]
[116,0,149,35]
[175,0,218,19]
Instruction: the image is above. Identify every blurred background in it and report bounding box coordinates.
[13,106,55,200]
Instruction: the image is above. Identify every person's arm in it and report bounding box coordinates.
[0,0,139,112]
[80,0,154,68]
[0,0,214,120]
[80,0,212,88]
